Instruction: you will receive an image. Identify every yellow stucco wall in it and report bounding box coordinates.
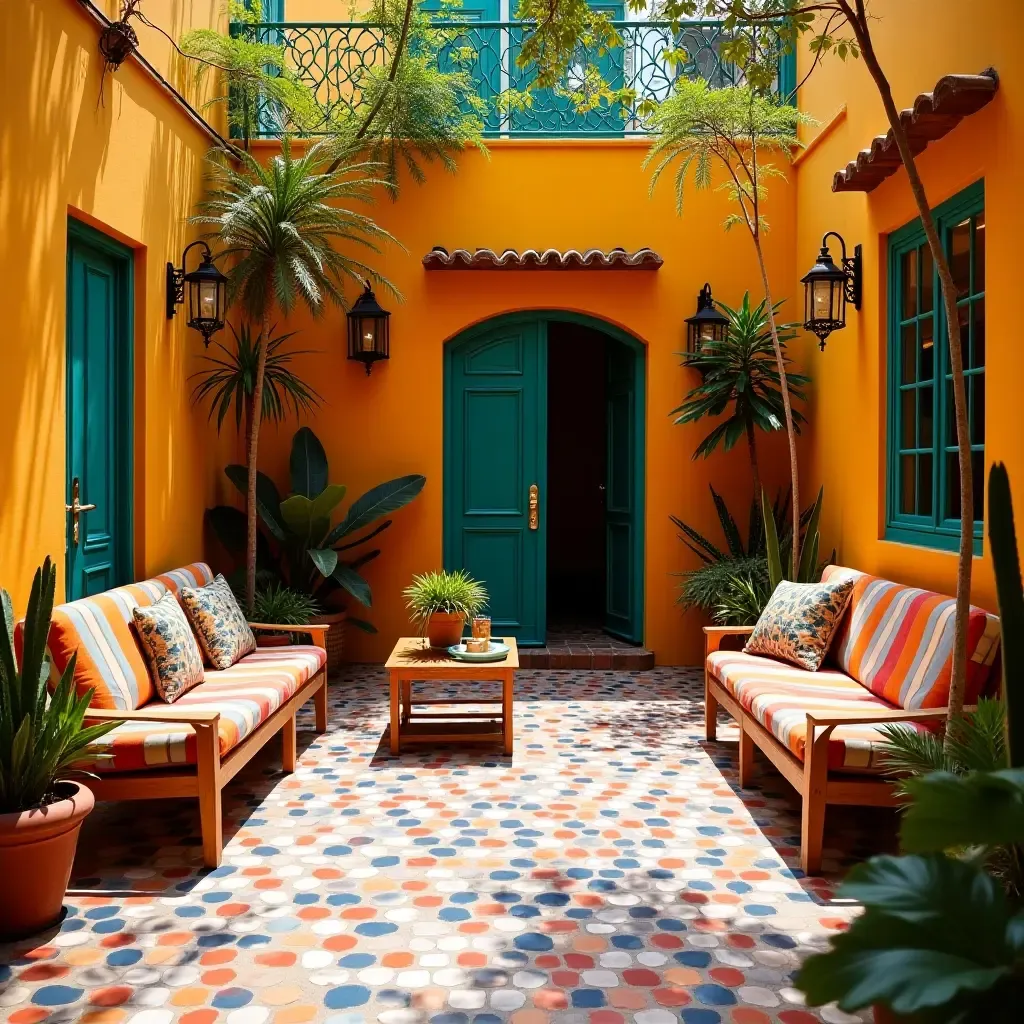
[0,0,228,612]
[795,0,1021,616]
[225,139,799,666]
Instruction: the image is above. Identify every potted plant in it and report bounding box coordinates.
[249,582,320,647]
[208,427,425,671]
[0,557,120,940]
[795,464,1024,1022]
[404,570,488,649]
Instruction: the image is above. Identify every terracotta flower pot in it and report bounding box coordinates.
[0,782,95,940]
[427,611,466,649]
[256,631,292,648]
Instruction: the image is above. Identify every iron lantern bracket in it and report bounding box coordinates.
[166,239,212,320]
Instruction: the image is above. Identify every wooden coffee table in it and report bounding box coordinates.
[384,637,519,755]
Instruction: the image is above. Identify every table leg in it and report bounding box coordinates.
[402,679,412,725]
[389,670,401,755]
[502,669,514,755]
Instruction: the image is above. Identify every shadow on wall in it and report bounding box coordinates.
[0,0,219,610]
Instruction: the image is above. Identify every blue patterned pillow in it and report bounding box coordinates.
[133,594,205,702]
[180,574,256,670]
[744,577,855,671]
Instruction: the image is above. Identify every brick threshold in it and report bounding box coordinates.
[519,646,655,670]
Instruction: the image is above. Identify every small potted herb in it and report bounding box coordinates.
[0,558,120,939]
[404,570,487,649]
[249,583,320,647]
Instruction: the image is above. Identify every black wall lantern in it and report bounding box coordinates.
[801,232,862,350]
[684,283,730,355]
[167,241,228,346]
[347,282,390,374]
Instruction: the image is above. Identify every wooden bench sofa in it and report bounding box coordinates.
[32,563,329,868]
[704,564,1002,874]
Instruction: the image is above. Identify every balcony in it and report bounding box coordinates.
[239,19,795,139]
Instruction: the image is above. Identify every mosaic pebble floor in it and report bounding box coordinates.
[0,667,890,1024]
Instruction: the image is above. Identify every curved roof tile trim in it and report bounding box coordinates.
[422,247,664,270]
[832,69,998,193]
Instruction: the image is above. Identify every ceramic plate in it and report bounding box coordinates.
[447,642,510,663]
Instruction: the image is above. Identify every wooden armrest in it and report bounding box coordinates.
[85,707,221,725]
[249,622,329,639]
[704,625,754,655]
[806,705,974,728]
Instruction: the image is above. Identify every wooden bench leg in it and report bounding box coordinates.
[801,725,832,876]
[705,671,718,741]
[503,670,514,756]
[314,673,328,733]
[195,720,223,869]
[282,712,297,772]
[738,722,755,788]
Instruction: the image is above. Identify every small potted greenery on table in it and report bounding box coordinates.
[0,557,120,939]
[404,570,488,649]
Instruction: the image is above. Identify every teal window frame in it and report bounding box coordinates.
[885,179,986,554]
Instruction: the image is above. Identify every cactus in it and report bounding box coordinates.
[987,463,1024,769]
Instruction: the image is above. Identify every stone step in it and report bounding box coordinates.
[518,645,655,670]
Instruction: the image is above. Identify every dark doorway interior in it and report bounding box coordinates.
[546,322,608,629]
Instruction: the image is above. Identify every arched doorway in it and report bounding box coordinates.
[443,312,645,646]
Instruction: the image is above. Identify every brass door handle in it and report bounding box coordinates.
[66,477,96,546]
[528,484,539,530]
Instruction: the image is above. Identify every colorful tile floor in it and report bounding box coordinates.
[0,667,890,1024]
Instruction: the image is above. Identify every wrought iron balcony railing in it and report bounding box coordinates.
[241,20,795,139]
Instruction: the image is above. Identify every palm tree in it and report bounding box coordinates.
[671,292,809,502]
[192,137,400,607]
[190,321,323,443]
[646,82,814,577]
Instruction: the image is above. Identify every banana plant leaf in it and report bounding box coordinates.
[290,426,329,499]
[225,464,287,541]
[324,476,427,547]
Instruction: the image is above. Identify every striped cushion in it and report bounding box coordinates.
[44,579,169,710]
[821,565,1001,709]
[87,646,326,772]
[708,650,928,773]
[151,562,215,597]
[25,563,217,711]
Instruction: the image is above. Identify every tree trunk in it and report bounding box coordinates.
[753,235,801,579]
[842,2,973,731]
[245,298,273,610]
[745,417,762,509]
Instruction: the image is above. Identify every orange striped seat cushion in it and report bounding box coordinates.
[87,646,326,772]
[821,565,1001,709]
[29,563,217,711]
[708,650,928,773]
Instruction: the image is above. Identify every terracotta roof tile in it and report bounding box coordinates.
[422,247,663,271]
[832,69,998,193]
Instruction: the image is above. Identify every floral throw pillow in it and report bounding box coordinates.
[744,577,856,672]
[133,594,205,703]
[180,574,256,670]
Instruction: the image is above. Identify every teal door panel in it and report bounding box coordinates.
[66,219,133,601]
[444,319,546,644]
[605,338,644,642]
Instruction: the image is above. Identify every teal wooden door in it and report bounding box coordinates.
[444,319,547,645]
[66,219,134,600]
[605,339,644,642]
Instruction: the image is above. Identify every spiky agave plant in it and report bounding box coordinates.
[0,558,119,813]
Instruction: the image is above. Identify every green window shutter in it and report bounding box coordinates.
[885,180,986,553]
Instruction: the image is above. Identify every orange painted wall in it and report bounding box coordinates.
[794,0,1022,616]
[0,0,228,613]
[218,139,801,665]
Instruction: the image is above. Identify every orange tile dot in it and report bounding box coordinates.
[381,952,414,968]
[201,968,236,985]
[170,988,210,1007]
[322,935,356,952]
[8,1010,50,1024]
[256,951,298,968]
[79,1012,127,1024]
[157,931,192,946]
[262,985,303,1006]
[88,986,134,1007]
[20,963,69,981]
[180,1012,219,1024]
[200,949,237,965]
[274,1007,318,1024]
